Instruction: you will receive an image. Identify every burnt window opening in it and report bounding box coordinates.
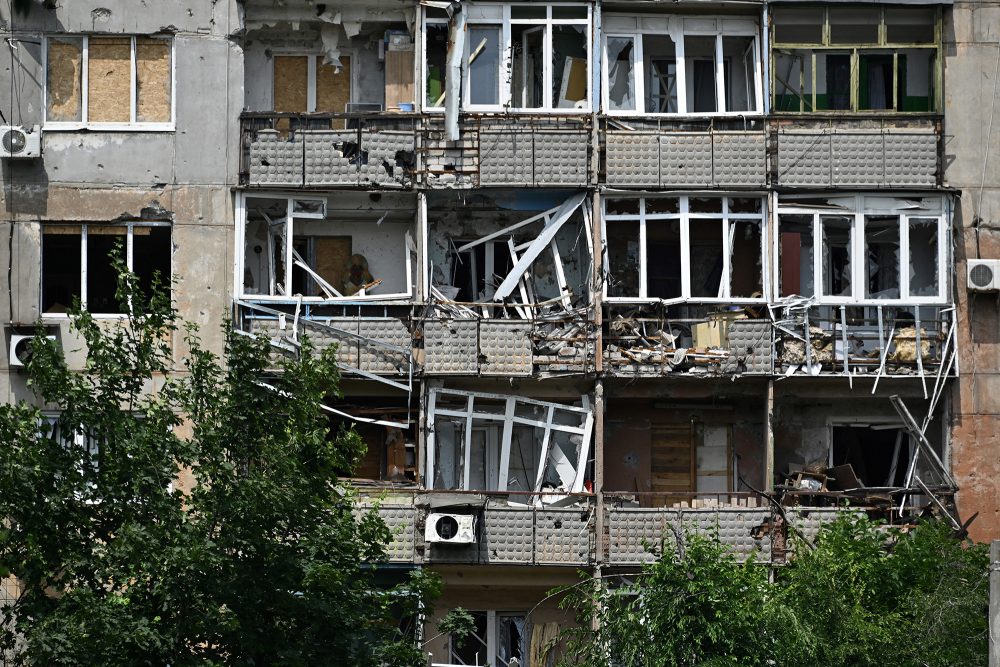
[42,223,172,315]
[450,239,516,303]
[832,425,911,488]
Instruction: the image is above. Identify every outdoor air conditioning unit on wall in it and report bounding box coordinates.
[9,334,56,368]
[424,513,476,544]
[967,260,1000,291]
[0,125,41,159]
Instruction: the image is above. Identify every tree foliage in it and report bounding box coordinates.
[0,256,438,666]
[554,515,989,667]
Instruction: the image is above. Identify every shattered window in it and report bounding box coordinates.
[425,22,449,108]
[604,196,765,302]
[552,24,588,108]
[776,196,947,303]
[42,223,171,315]
[448,611,526,667]
[603,18,760,115]
[468,26,502,106]
[46,35,173,127]
[771,6,940,113]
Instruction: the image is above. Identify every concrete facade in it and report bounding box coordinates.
[2,0,996,663]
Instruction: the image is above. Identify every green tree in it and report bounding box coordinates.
[554,515,988,667]
[0,256,438,666]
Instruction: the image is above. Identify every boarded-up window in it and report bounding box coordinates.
[273,55,309,112]
[136,37,171,122]
[88,37,132,123]
[47,37,83,122]
[316,56,352,113]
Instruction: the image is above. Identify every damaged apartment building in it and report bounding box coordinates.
[3,0,999,664]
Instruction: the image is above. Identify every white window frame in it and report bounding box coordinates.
[601,15,762,116]
[42,34,176,131]
[236,192,417,304]
[40,221,173,318]
[422,3,592,114]
[602,195,768,304]
[774,194,949,305]
[447,610,527,667]
[269,49,358,112]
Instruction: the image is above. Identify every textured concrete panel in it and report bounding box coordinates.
[534,132,589,186]
[534,509,592,565]
[723,321,773,375]
[884,133,937,187]
[777,133,831,186]
[786,508,858,550]
[480,322,532,376]
[424,320,478,374]
[660,134,712,186]
[678,508,771,561]
[361,130,414,187]
[482,508,534,563]
[713,133,766,187]
[376,505,417,563]
[303,130,358,186]
[249,131,304,186]
[832,133,883,186]
[606,133,659,186]
[480,130,533,186]
[358,318,411,374]
[607,508,672,565]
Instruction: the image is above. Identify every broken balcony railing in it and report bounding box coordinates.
[235,300,414,393]
[603,304,773,376]
[240,111,418,188]
[773,303,955,385]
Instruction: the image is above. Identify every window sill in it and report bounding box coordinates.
[42,123,177,133]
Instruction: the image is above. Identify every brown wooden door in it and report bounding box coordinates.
[650,424,694,505]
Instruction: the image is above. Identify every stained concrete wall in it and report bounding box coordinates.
[943,1,1000,542]
[0,0,242,405]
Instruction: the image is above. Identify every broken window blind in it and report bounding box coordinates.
[88,37,132,122]
[136,37,171,122]
[47,37,83,122]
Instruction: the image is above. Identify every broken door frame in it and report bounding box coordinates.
[425,388,594,496]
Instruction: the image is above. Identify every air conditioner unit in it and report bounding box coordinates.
[9,334,56,368]
[0,125,41,159]
[967,259,1000,291]
[424,513,476,544]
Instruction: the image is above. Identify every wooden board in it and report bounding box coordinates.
[316,55,352,112]
[315,236,352,297]
[136,38,171,122]
[273,55,309,112]
[47,38,83,121]
[385,50,415,110]
[650,424,694,495]
[88,37,131,122]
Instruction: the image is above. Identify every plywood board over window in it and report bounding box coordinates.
[316,56,352,112]
[136,38,171,122]
[273,55,309,112]
[88,37,131,123]
[385,50,414,110]
[47,37,83,122]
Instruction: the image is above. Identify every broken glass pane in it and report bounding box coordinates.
[864,215,900,299]
[730,219,763,298]
[606,36,636,111]
[778,215,814,297]
[450,611,488,665]
[497,615,526,665]
[469,26,501,105]
[425,23,448,107]
[646,219,681,299]
[607,220,640,298]
[689,221,724,298]
[908,217,939,297]
[605,198,640,216]
[512,25,545,109]
[774,50,814,112]
[684,36,718,113]
[553,24,588,108]
[723,36,756,111]
[642,34,677,113]
[821,215,853,297]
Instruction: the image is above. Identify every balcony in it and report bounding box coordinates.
[421,115,592,189]
[240,112,418,189]
[602,118,767,189]
[770,116,941,189]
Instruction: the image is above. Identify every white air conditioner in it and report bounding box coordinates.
[967,259,1000,291]
[424,513,476,544]
[0,125,41,159]
[9,334,56,368]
